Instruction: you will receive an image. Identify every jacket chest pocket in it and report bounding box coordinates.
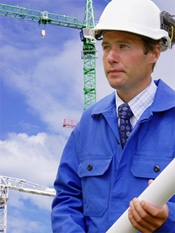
[78,157,112,217]
[130,156,173,179]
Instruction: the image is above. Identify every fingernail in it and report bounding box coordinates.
[141,201,144,206]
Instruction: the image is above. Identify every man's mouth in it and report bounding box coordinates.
[108,69,125,75]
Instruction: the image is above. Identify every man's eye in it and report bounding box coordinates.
[103,46,110,51]
[120,44,129,49]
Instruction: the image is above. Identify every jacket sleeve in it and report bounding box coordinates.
[51,126,86,233]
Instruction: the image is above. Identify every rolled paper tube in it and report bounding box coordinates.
[106,158,175,233]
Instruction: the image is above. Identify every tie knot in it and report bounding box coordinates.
[118,103,133,120]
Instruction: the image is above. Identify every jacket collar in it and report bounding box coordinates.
[91,79,175,117]
[151,79,175,112]
[91,92,116,117]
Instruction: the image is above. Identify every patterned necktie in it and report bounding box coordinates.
[118,103,133,149]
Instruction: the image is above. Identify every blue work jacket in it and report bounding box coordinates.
[52,79,175,233]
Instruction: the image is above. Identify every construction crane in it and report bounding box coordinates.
[63,119,79,129]
[0,1,96,111]
[0,176,56,233]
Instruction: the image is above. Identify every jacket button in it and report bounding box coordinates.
[154,165,160,172]
[87,164,93,171]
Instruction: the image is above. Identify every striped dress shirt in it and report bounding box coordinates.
[116,80,157,128]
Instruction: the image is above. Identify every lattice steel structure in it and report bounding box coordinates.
[0,176,56,233]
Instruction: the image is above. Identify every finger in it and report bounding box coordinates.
[141,201,169,219]
[131,198,166,230]
[129,198,169,232]
[128,204,152,233]
[129,199,153,228]
[148,179,154,185]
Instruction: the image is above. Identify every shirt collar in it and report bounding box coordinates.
[116,80,157,121]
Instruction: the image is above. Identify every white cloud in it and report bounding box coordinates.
[0,132,65,185]
[0,131,63,225]
[8,213,47,233]
[1,40,84,135]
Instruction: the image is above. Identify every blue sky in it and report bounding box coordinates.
[0,0,174,232]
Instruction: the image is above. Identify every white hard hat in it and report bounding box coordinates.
[90,0,171,51]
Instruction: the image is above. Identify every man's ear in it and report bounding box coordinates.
[149,44,161,64]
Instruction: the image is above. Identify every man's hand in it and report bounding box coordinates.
[128,180,169,233]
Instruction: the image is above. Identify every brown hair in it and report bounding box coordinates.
[140,35,160,72]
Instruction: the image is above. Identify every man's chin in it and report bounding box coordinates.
[108,79,126,90]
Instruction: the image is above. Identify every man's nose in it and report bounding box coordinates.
[107,49,119,63]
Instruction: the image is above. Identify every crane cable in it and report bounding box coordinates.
[101,0,111,4]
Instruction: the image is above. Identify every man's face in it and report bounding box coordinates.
[102,31,159,101]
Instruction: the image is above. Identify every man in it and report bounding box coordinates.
[52,0,175,232]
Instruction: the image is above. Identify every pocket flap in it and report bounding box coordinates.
[131,156,172,179]
[78,157,112,178]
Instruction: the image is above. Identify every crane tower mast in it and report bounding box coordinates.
[0,0,96,110]
[82,0,96,109]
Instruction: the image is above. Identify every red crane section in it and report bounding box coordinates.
[63,119,79,128]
